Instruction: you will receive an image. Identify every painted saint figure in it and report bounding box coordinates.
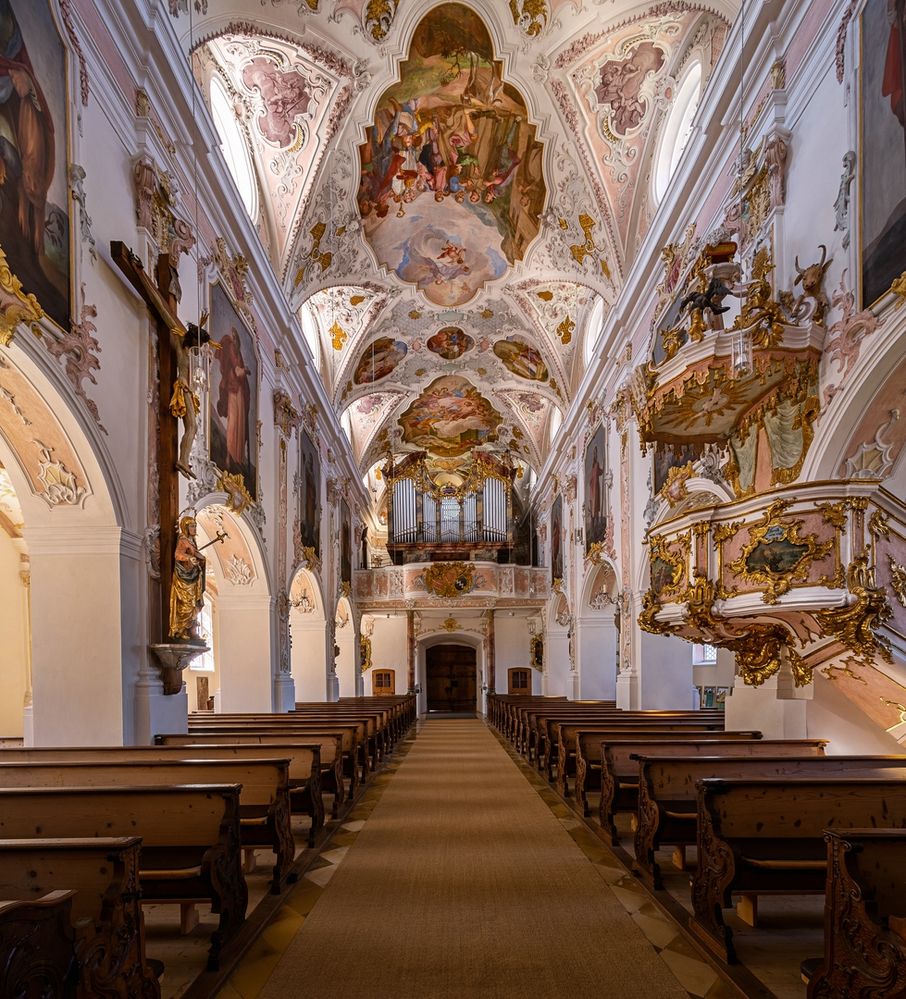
[217,327,251,474]
[169,515,206,640]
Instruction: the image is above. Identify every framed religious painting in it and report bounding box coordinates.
[298,427,321,558]
[0,0,72,335]
[860,0,906,307]
[340,498,352,583]
[550,494,563,583]
[208,281,259,501]
[584,423,607,553]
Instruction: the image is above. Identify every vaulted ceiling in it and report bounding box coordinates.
[177,0,735,477]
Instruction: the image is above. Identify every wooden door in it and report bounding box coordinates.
[507,668,530,695]
[426,645,476,712]
[373,669,396,695]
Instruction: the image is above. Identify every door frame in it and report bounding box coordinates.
[416,633,485,717]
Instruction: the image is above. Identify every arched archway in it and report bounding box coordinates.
[195,501,273,712]
[0,343,126,745]
[289,568,329,701]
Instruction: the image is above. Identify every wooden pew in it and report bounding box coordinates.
[806,828,906,998]
[153,738,324,843]
[0,837,160,997]
[0,784,247,970]
[634,753,899,889]
[0,890,78,996]
[195,714,372,779]
[185,720,357,794]
[584,734,797,826]
[554,723,760,798]
[0,758,295,891]
[691,776,906,963]
[535,710,727,776]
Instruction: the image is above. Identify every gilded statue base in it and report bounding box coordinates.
[149,642,209,695]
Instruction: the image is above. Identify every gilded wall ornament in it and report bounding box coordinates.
[217,470,254,516]
[888,555,906,608]
[0,246,44,347]
[359,636,373,673]
[648,533,688,599]
[423,561,475,598]
[726,625,807,687]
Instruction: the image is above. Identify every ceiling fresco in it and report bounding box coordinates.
[176,0,736,475]
[398,375,504,457]
[357,4,547,306]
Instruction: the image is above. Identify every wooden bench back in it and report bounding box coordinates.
[0,784,241,850]
[151,739,320,781]
[0,759,288,808]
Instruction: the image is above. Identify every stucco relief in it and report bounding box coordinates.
[197,504,259,584]
[0,353,90,507]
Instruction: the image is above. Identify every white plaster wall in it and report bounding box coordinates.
[807,674,904,755]
[215,594,274,711]
[637,632,695,709]
[494,615,539,694]
[0,535,27,737]
[578,615,618,700]
[335,621,358,698]
[291,612,330,701]
[363,614,407,695]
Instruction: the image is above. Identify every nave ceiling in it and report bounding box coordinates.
[174,0,736,483]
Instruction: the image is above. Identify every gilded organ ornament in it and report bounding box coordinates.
[423,561,475,598]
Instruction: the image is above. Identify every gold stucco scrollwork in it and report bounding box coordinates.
[888,555,906,609]
[648,533,688,599]
[217,470,254,516]
[0,246,44,347]
[726,625,807,687]
[728,500,833,603]
[638,590,677,636]
[684,573,718,631]
[359,635,373,674]
[816,552,893,668]
[423,561,475,598]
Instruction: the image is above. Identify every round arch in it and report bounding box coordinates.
[0,343,129,745]
[289,567,330,701]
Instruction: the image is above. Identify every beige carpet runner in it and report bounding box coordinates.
[259,719,687,998]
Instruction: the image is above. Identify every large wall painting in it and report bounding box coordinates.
[299,427,321,557]
[0,0,71,331]
[584,423,607,553]
[209,281,259,500]
[861,0,906,306]
[493,337,548,381]
[353,337,408,384]
[551,494,563,583]
[356,3,546,307]
[398,375,503,457]
[427,326,473,359]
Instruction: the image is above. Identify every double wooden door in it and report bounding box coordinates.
[426,645,476,712]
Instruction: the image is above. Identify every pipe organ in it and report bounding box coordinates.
[385,452,515,562]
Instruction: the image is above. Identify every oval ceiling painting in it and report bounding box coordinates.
[357,3,546,307]
[493,338,549,381]
[353,337,408,384]
[427,326,474,360]
[398,375,503,457]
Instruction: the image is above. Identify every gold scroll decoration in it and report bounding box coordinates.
[423,561,475,598]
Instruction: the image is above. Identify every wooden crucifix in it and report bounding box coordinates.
[111,240,206,648]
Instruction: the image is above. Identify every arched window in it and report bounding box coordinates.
[653,62,702,203]
[299,303,321,368]
[583,295,606,365]
[210,76,258,221]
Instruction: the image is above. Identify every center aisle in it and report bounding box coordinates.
[257,719,688,999]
